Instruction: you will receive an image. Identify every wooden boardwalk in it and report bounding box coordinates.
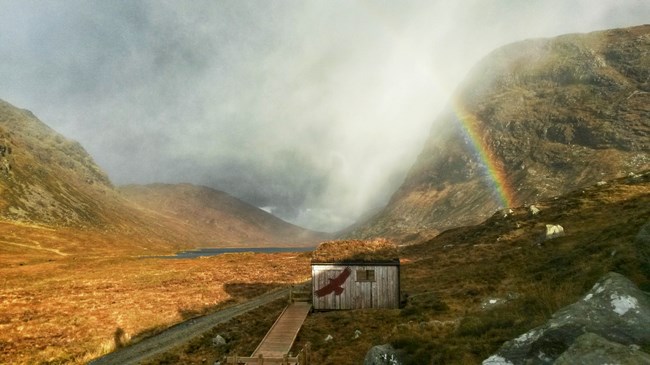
[250,301,311,359]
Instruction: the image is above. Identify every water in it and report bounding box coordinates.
[147,246,315,259]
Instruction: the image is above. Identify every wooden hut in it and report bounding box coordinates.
[311,239,400,310]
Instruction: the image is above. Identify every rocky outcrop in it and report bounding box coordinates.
[349,25,650,240]
[483,272,650,364]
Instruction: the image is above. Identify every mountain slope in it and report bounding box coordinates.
[120,183,325,246]
[350,25,650,240]
[0,99,132,228]
[0,99,321,254]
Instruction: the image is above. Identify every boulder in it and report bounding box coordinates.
[483,272,650,364]
[363,344,404,365]
[554,332,650,365]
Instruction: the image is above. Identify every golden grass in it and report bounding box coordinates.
[311,238,399,263]
[2,175,648,365]
[0,246,311,365]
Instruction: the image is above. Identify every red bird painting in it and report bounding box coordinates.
[315,267,352,297]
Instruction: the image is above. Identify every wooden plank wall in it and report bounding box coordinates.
[311,264,399,310]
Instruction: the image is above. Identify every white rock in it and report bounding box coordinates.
[545,224,565,239]
[530,205,541,215]
[610,294,639,315]
[515,330,540,344]
[482,355,514,365]
[325,334,334,342]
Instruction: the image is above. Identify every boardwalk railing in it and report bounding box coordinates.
[226,343,311,365]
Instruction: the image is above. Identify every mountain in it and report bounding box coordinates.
[349,25,650,241]
[0,99,321,254]
[120,183,326,246]
[0,99,124,227]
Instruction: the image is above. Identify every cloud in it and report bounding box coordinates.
[1,0,648,231]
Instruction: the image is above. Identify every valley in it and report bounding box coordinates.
[0,21,648,365]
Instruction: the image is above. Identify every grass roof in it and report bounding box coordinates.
[311,238,399,263]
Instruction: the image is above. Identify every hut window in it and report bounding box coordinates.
[356,269,375,282]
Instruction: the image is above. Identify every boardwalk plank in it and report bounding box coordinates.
[251,302,311,359]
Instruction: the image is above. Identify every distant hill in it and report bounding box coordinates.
[0,99,322,254]
[349,25,650,241]
[120,183,326,247]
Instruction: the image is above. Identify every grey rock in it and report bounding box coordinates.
[364,344,404,365]
[483,272,650,365]
[211,334,226,347]
[637,220,650,246]
[554,332,650,365]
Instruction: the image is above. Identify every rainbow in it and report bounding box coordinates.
[451,99,516,209]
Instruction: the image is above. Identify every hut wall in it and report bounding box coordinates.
[311,264,399,310]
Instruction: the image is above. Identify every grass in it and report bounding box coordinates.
[311,238,399,263]
[293,174,650,364]
[2,174,648,365]
[143,298,288,365]
[0,248,311,364]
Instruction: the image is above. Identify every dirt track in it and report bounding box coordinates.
[88,287,291,365]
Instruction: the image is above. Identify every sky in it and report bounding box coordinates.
[0,1,648,232]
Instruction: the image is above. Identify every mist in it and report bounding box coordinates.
[1,0,647,232]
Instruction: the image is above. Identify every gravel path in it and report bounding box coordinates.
[88,287,291,365]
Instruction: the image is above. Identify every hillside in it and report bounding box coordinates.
[143,171,650,365]
[294,172,650,364]
[0,99,118,227]
[350,25,650,240]
[0,99,321,255]
[120,183,325,247]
